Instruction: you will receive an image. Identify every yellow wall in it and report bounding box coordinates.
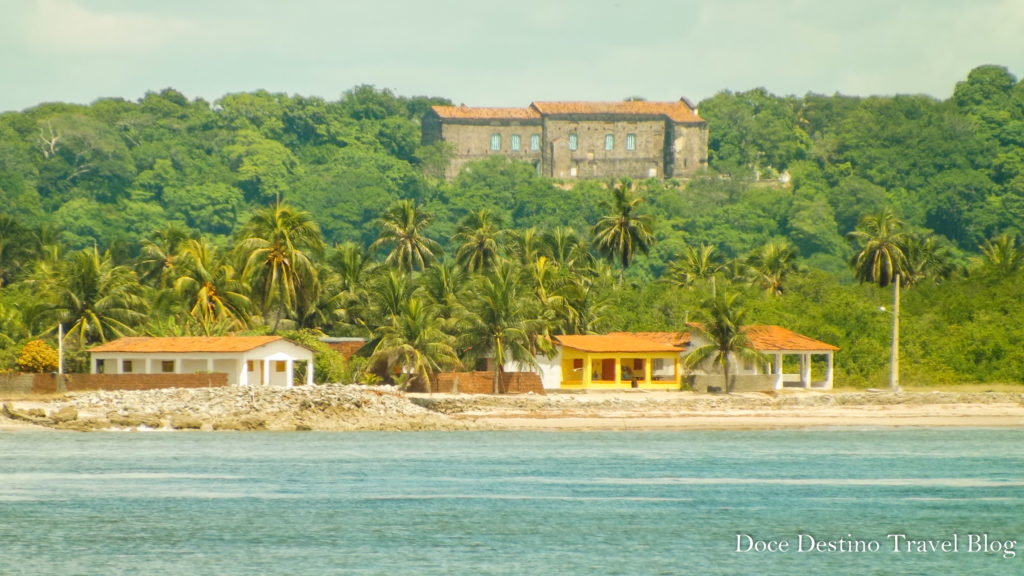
[559,349,681,390]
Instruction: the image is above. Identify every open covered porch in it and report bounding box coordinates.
[554,334,683,390]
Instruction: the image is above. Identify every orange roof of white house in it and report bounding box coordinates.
[743,325,840,352]
[554,334,684,353]
[89,336,290,354]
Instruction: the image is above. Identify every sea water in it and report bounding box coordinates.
[1,429,1022,575]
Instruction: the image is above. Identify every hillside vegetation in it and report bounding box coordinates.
[2,66,1024,386]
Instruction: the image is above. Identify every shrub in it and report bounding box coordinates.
[17,340,59,373]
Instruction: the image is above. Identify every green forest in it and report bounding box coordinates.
[2,65,1024,387]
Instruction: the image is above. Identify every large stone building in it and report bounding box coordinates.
[421,99,708,181]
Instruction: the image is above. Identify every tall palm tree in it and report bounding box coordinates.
[745,238,797,295]
[901,234,954,287]
[371,199,441,272]
[453,209,504,273]
[666,242,724,289]
[459,263,538,394]
[971,234,1024,278]
[235,201,325,332]
[323,241,376,333]
[173,238,251,333]
[44,246,147,348]
[420,258,468,323]
[0,214,38,287]
[543,226,593,272]
[847,207,908,287]
[507,227,543,268]
[684,289,762,393]
[369,297,460,391]
[138,223,192,289]
[591,179,656,284]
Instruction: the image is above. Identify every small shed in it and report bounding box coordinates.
[89,336,315,387]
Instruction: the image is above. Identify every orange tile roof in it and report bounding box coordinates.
[609,331,690,347]
[431,105,541,120]
[530,100,703,123]
[90,336,287,354]
[555,334,684,353]
[743,325,839,352]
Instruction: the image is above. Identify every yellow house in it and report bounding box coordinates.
[553,334,684,390]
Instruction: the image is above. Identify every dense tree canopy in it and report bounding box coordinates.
[2,69,1024,386]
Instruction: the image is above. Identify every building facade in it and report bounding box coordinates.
[421,100,708,181]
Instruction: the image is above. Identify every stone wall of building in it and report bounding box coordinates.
[543,116,668,180]
[440,120,543,179]
[668,123,709,177]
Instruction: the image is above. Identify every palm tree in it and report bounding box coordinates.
[591,179,656,284]
[666,242,724,288]
[901,234,954,286]
[173,238,251,333]
[971,234,1024,277]
[459,263,538,394]
[371,199,441,272]
[453,209,504,273]
[543,226,593,272]
[847,207,908,287]
[369,298,460,391]
[323,241,376,333]
[138,223,192,289]
[43,246,147,348]
[0,214,38,287]
[507,227,543,268]
[745,238,797,295]
[420,258,468,323]
[235,201,325,332]
[683,289,762,393]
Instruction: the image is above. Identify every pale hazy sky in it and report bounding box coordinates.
[2,0,1022,113]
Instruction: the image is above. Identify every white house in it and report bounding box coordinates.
[89,336,315,387]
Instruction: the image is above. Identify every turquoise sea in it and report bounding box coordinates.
[1,429,1022,575]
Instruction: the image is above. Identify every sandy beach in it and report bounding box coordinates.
[3,386,1024,432]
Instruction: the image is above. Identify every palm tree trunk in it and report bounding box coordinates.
[723,351,732,394]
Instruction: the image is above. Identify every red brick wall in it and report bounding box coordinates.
[30,373,228,394]
[432,371,544,395]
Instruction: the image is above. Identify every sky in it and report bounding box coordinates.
[2,0,1023,113]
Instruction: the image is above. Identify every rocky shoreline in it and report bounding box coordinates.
[3,386,1024,432]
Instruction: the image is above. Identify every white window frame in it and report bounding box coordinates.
[510,134,521,151]
[530,133,540,151]
[490,133,501,151]
[605,134,614,151]
[568,133,578,151]
[626,133,636,151]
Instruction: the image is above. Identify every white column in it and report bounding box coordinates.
[239,359,248,387]
[262,359,270,386]
[285,359,294,388]
[207,358,214,373]
[306,360,314,386]
[825,353,834,389]
[773,353,783,390]
[802,354,811,388]
[116,356,124,374]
